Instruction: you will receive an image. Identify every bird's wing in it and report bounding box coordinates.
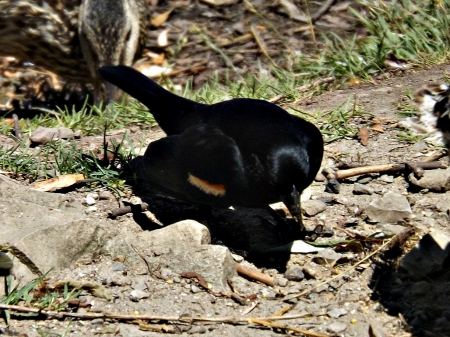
[131,124,245,203]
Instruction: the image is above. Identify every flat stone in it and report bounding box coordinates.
[284,264,305,281]
[313,249,342,267]
[110,220,236,292]
[302,200,327,216]
[327,321,347,333]
[408,168,450,192]
[353,183,374,195]
[327,307,348,318]
[365,191,412,223]
[325,179,340,194]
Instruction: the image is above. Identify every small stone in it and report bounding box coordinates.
[378,224,407,236]
[91,318,104,325]
[187,326,207,334]
[284,265,305,281]
[83,195,96,206]
[160,268,173,280]
[231,253,244,263]
[379,174,394,183]
[303,262,331,280]
[191,285,202,293]
[365,191,412,223]
[112,262,127,272]
[327,307,348,318]
[313,249,342,267]
[98,191,114,200]
[275,277,289,287]
[327,321,347,333]
[353,183,374,195]
[358,176,372,184]
[173,276,181,283]
[325,179,340,194]
[85,206,97,213]
[0,252,13,270]
[260,288,276,299]
[408,168,450,192]
[113,255,126,262]
[302,200,327,216]
[129,289,149,302]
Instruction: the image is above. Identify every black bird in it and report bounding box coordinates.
[99,66,324,237]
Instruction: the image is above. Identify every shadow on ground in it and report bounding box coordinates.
[370,231,450,337]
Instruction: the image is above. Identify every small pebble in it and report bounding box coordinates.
[327,321,347,333]
[191,285,202,293]
[129,289,149,302]
[327,307,348,318]
[98,191,114,200]
[84,195,96,206]
[285,265,305,281]
[85,206,97,213]
[112,262,127,272]
[325,179,340,194]
[276,277,289,287]
[91,318,104,325]
[353,183,374,195]
[358,176,372,184]
[379,174,394,183]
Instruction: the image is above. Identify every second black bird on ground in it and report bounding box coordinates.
[99,66,324,237]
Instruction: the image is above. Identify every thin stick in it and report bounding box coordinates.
[283,234,397,302]
[249,318,329,337]
[324,161,447,180]
[236,264,274,287]
[250,25,276,67]
[0,303,327,324]
[269,77,335,104]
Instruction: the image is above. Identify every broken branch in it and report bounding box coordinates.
[236,264,274,287]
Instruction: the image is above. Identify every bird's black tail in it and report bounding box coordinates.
[99,65,205,135]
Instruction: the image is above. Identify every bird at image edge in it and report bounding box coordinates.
[99,66,324,237]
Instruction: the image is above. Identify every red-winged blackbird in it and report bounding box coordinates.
[99,66,324,236]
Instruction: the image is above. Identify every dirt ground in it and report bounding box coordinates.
[1,63,450,337]
[1,1,450,337]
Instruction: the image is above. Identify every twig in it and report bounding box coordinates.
[283,233,398,302]
[12,114,21,140]
[269,77,335,104]
[250,25,276,67]
[249,318,329,337]
[236,264,274,287]
[323,161,447,180]
[0,303,330,324]
[311,0,336,22]
[109,203,149,217]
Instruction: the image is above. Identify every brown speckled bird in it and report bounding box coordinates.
[414,84,450,152]
[0,0,149,104]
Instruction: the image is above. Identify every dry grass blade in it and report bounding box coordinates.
[249,318,329,337]
[283,232,405,303]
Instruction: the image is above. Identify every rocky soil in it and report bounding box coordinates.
[1,63,450,337]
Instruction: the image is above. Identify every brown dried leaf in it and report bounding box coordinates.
[359,127,370,146]
[34,174,85,192]
[151,8,174,27]
[371,123,385,133]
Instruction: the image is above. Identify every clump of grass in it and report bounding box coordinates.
[1,272,80,324]
[17,98,156,136]
[0,135,135,192]
[294,0,450,85]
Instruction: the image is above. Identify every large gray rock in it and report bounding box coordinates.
[0,175,111,287]
[1,175,235,295]
[113,220,236,293]
[365,191,412,223]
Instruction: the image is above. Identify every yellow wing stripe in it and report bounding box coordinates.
[188,173,226,196]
